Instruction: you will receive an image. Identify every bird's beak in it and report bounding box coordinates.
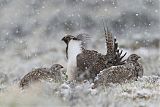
[136,56,141,60]
[61,37,65,41]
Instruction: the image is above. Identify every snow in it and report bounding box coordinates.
[0,0,159,106]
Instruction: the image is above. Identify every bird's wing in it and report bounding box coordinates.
[76,50,106,81]
[77,50,99,70]
[97,64,135,83]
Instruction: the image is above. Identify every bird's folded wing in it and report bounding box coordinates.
[97,64,135,83]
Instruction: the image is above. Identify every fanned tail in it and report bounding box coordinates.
[102,21,127,65]
[102,21,114,60]
[113,37,127,65]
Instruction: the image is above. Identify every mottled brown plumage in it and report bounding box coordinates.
[76,50,107,81]
[104,27,114,60]
[62,31,127,82]
[94,54,143,87]
[19,64,63,88]
[76,28,127,81]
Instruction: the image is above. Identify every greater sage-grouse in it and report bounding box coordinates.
[62,34,106,81]
[94,54,143,87]
[19,64,63,88]
[62,30,126,82]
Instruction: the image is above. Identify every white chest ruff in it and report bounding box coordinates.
[67,40,82,80]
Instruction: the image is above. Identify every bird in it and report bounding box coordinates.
[62,30,127,82]
[62,34,106,81]
[94,54,143,87]
[19,64,63,89]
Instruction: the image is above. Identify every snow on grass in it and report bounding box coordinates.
[0,76,160,107]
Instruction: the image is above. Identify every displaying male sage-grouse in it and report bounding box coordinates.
[94,54,143,87]
[62,29,126,82]
[19,64,63,88]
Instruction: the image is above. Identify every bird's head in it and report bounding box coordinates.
[50,64,64,72]
[62,35,82,59]
[61,35,80,45]
[127,54,141,62]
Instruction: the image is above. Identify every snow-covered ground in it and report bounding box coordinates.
[0,0,159,107]
[0,76,160,107]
